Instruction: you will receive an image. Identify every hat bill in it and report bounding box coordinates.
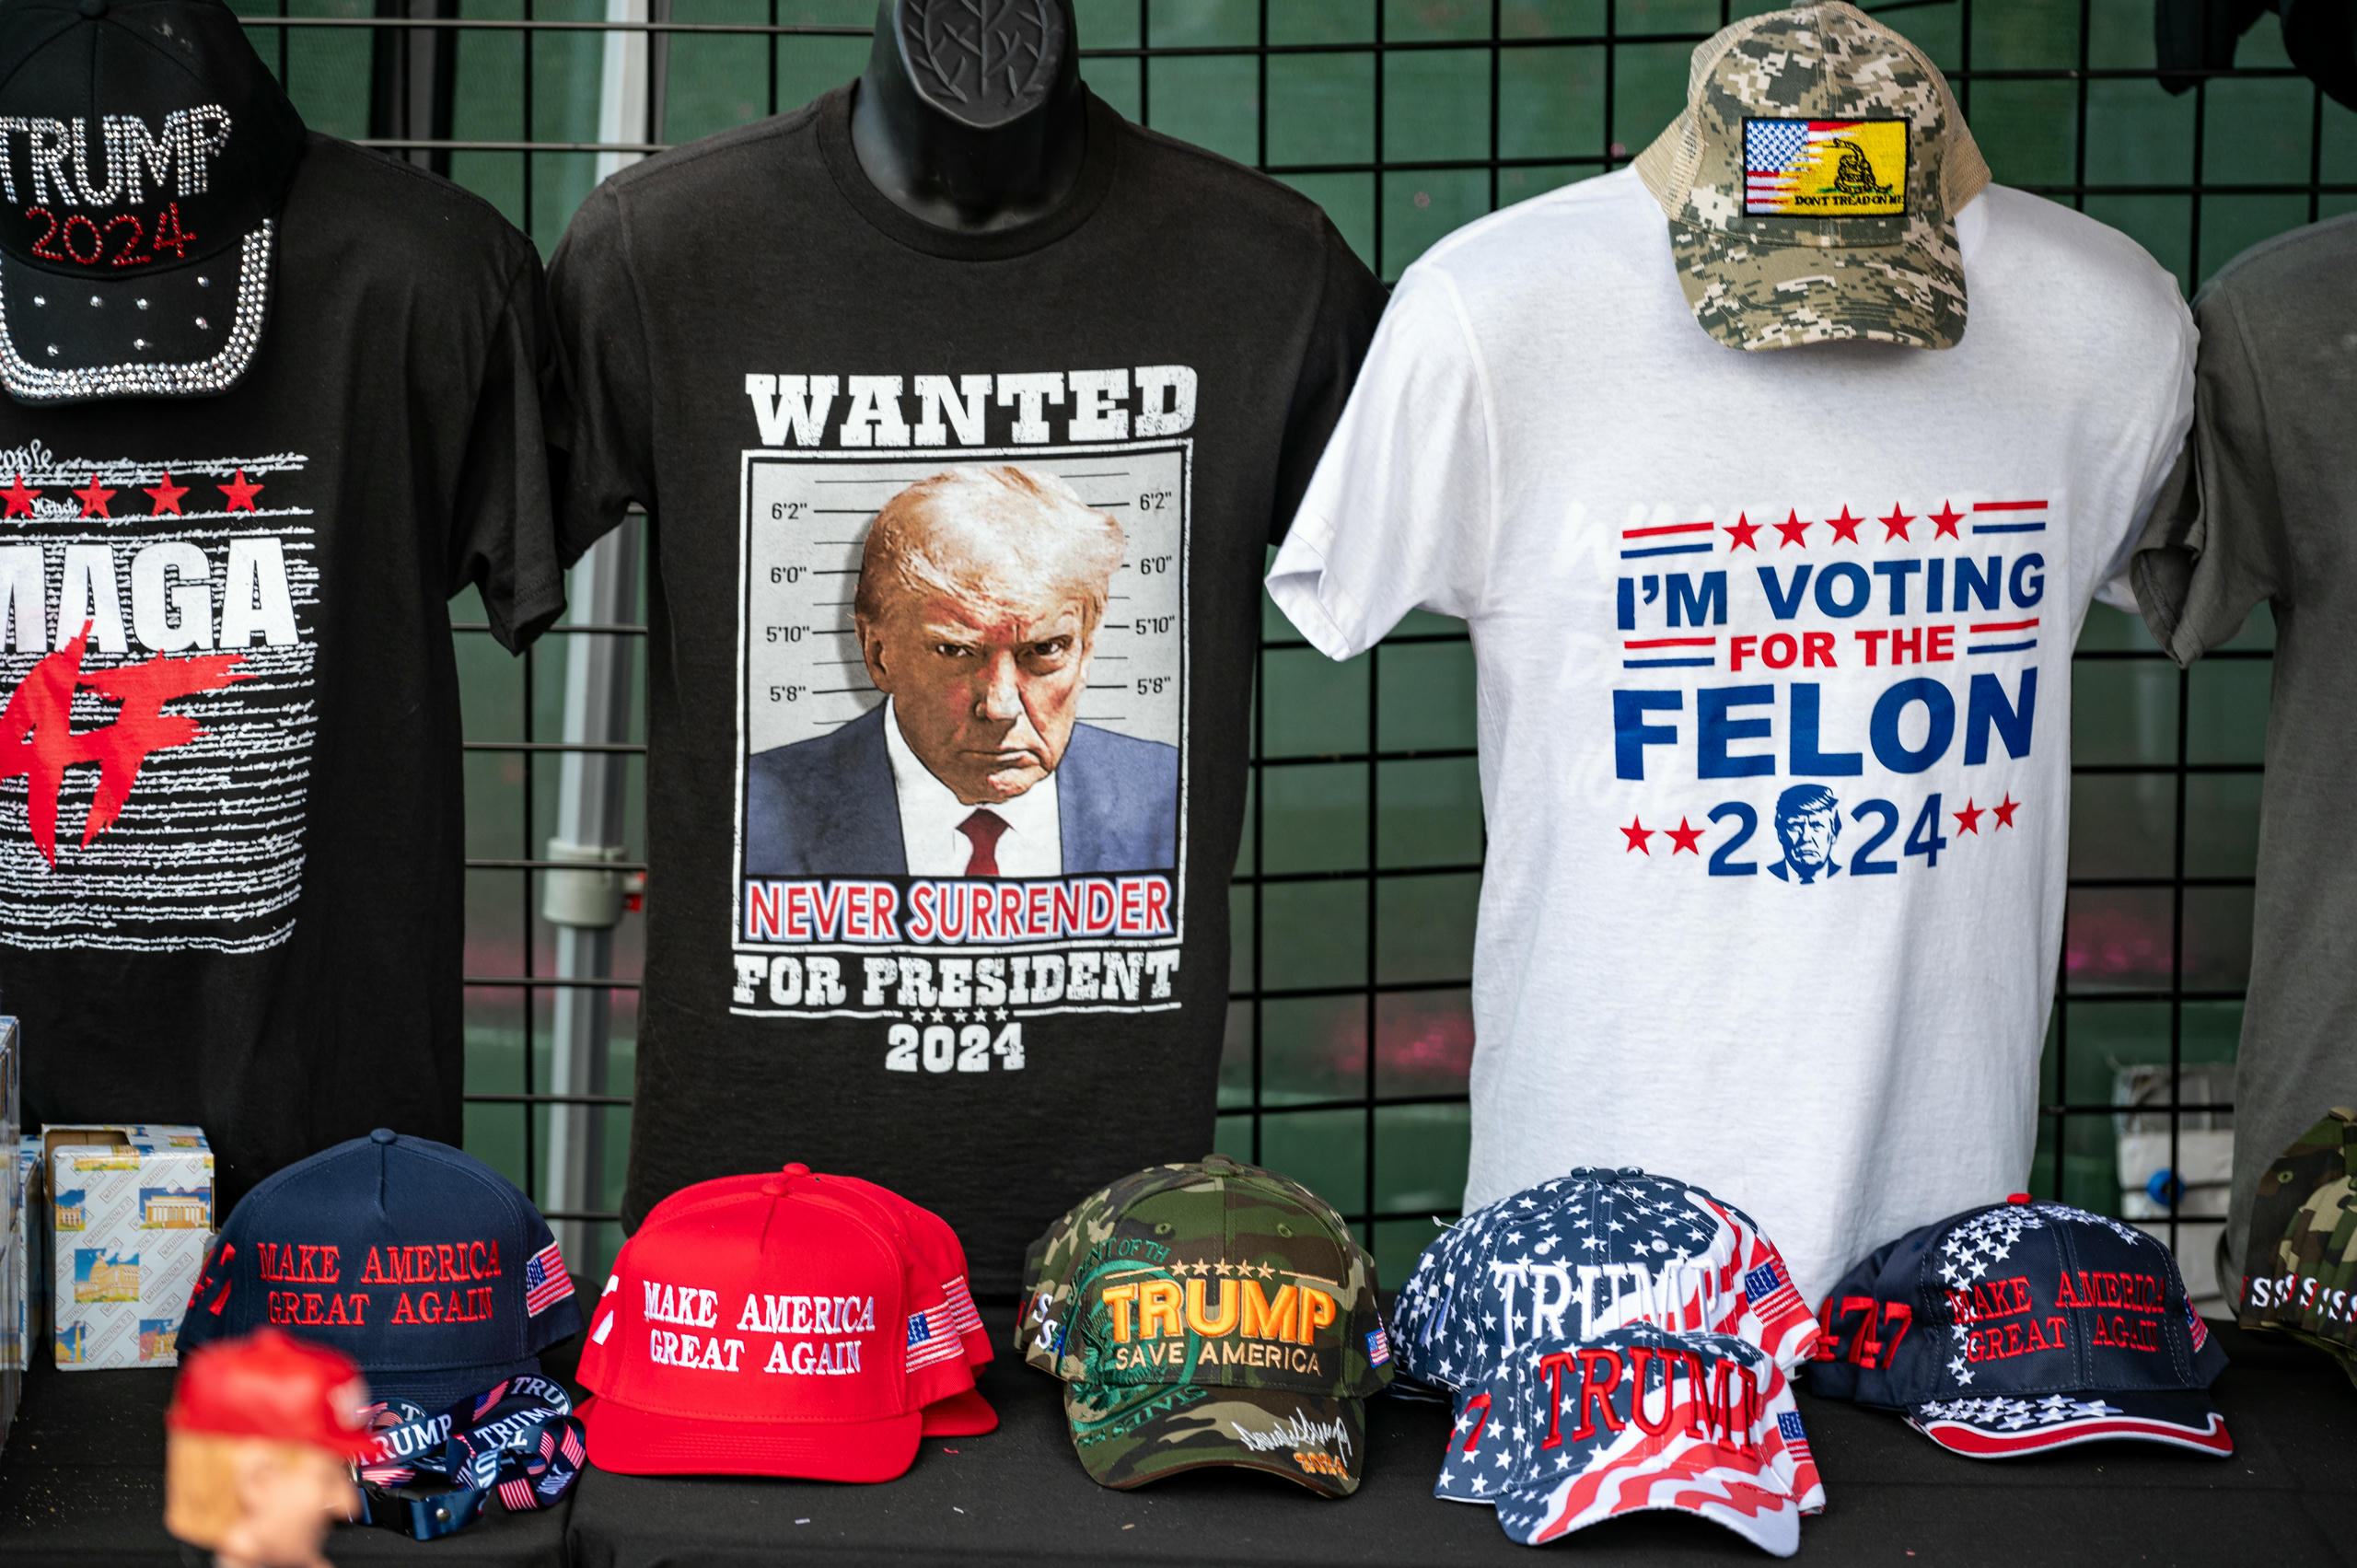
[1666,214,1967,352]
[0,225,273,404]
[1064,1383,1366,1497]
[1905,1388,2233,1459]
[1497,1444,1801,1557]
[921,1386,999,1437]
[578,1393,923,1481]
[364,1352,550,1415]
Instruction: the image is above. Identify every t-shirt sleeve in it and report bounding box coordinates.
[1265,264,1498,661]
[547,181,660,569]
[2093,282,2197,615]
[1268,217,1390,547]
[2128,280,2288,662]
[446,242,567,655]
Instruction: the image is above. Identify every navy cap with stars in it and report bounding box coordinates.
[1390,1166,1823,1491]
[0,0,306,402]
[1807,1193,2231,1458]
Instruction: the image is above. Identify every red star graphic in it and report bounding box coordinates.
[1666,817,1705,854]
[0,473,36,518]
[145,471,189,517]
[1724,513,1760,552]
[1992,793,2020,829]
[72,473,115,519]
[1930,500,1965,540]
[1826,505,1864,544]
[1953,798,1985,835]
[1774,510,1812,548]
[218,468,264,513]
[1879,504,1914,541]
[1620,818,1654,854]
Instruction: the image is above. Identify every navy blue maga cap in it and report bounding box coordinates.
[177,1130,581,1410]
[1807,1194,2230,1458]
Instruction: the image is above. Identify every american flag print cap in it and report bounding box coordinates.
[1809,1194,2233,1459]
[1453,1325,1822,1556]
[1390,1165,1822,1439]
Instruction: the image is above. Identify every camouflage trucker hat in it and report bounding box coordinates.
[1016,1155,1392,1496]
[1631,1,1991,351]
[2239,1109,2357,1350]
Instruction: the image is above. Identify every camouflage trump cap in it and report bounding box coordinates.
[1016,1156,1391,1496]
[2239,1109,2357,1362]
[1631,1,1991,351]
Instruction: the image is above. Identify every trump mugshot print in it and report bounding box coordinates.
[732,371,1193,1070]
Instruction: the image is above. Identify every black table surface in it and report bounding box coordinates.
[5,1309,2352,1567]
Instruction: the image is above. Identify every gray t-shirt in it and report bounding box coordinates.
[2131,211,2357,1281]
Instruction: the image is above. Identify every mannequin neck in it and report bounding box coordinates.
[847,1,1088,233]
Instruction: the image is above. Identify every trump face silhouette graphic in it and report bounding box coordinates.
[1767,784,1841,885]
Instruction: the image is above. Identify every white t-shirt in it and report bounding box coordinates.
[1266,169,2194,1305]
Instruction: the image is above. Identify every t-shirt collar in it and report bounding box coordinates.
[813,82,1124,262]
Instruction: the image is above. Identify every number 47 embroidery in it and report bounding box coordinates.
[1814,1295,1913,1369]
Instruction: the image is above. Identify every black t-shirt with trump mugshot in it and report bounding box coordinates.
[548,83,1384,1287]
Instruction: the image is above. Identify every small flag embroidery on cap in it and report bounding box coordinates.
[2186,1297,2209,1352]
[943,1278,984,1340]
[1741,117,1908,217]
[1778,1408,1813,1465]
[907,1309,961,1370]
[524,1242,572,1316]
[1744,1257,1808,1325]
[1366,1325,1390,1366]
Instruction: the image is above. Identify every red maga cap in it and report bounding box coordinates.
[586,1166,995,1438]
[165,1328,378,1458]
[576,1167,982,1481]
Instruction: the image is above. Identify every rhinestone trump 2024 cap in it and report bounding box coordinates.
[0,0,305,401]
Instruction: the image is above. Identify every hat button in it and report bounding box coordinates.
[760,1179,786,1197]
[77,0,107,16]
[781,1162,809,1179]
[369,1128,397,1144]
[2006,1191,2033,1204]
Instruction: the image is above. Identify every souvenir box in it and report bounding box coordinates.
[44,1124,212,1370]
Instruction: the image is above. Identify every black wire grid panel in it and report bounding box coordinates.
[223,0,2350,1284]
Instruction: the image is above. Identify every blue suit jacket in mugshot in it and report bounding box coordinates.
[743,703,1178,878]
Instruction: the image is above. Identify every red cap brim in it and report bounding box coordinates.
[920,1387,998,1436]
[579,1394,923,1481]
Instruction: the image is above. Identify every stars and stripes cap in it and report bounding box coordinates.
[574,1164,982,1481]
[1631,2,1991,351]
[1390,1166,1821,1472]
[1016,1155,1392,1495]
[581,1165,995,1437]
[1461,1326,1822,1556]
[0,0,306,401]
[1808,1193,2232,1458]
[175,1130,581,1411]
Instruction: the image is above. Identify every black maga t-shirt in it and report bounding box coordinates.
[550,85,1383,1287]
[0,134,563,1206]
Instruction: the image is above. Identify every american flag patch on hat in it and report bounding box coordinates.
[524,1242,572,1317]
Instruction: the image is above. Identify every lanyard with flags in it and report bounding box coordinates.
[354,1374,586,1541]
